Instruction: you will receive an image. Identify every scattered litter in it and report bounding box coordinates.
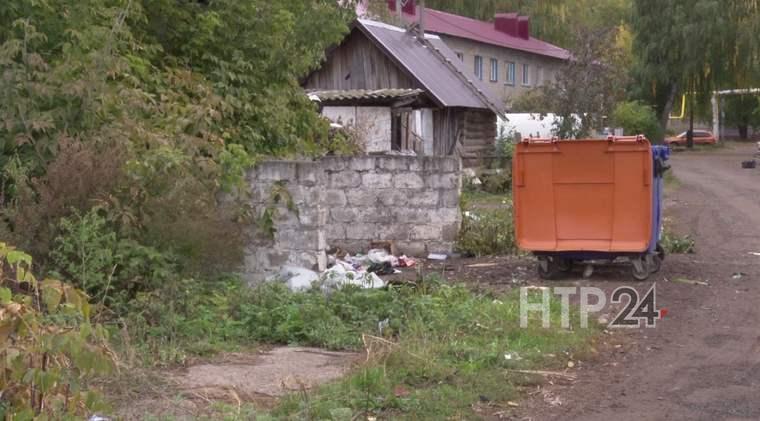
[507,401,520,408]
[398,255,416,268]
[507,369,576,381]
[672,278,709,286]
[89,416,111,421]
[270,266,319,292]
[504,352,523,361]
[741,160,757,169]
[466,262,498,268]
[427,253,448,261]
[320,264,385,292]
[748,252,760,257]
[567,361,575,368]
[378,318,390,334]
[731,272,747,280]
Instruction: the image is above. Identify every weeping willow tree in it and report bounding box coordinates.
[631,0,760,133]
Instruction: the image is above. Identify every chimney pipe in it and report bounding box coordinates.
[418,0,425,38]
[494,13,518,37]
[517,16,530,39]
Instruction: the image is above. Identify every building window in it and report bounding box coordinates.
[522,63,530,86]
[456,52,464,62]
[489,58,498,82]
[506,62,516,85]
[474,55,483,80]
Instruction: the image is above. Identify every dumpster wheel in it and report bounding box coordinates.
[537,256,571,280]
[631,257,650,281]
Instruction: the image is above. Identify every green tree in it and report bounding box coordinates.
[611,100,662,141]
[723,95,760,139]
[631,0,760,136]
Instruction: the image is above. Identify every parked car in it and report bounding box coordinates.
[665,130,717,146]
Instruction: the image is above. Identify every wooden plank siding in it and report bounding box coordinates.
[304,29,417,91]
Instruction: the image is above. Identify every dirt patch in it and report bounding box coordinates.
[177,347,358,398]
[115,347,359,420]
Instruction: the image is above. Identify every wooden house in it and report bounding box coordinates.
[303,19,504,166]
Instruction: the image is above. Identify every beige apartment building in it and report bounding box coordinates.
[390,0,570,109]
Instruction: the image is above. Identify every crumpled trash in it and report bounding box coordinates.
[367,248,399,267]
[320,264,385,293]
[398,255,416,268]
[427,253,448,261]
[269,266,319,292]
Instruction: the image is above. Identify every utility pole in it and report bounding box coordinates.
[687,90,694,149]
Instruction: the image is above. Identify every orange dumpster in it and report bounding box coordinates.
[512,136,658,280]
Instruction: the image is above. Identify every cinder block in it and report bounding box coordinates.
[330,207,359,223]
[329,171,362,189]
[393,173,425,189]
[346,189,379,206]
[395,241,427,257]
[377,189,408,207]
[377,156,409,171]
[441,222,461,242]
[296,163,323,186]
[391,208,431,224]
[325,189,347,207]
[346,223,379,240]
[348,156,377,171]
[375,224,411,241]
[257,161,298,181]
[426,173,460,189]
[326,224,346,242]
[439,189,461,207]
[362,172,393,189]
[408,190,439,208]
[410,224,442,240]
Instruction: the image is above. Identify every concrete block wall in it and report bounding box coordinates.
[245,161,328,283]
[320,156,462,256]
[245,156,462,283]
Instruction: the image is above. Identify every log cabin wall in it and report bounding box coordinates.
[432,108,496,167]
[304,29,417,91]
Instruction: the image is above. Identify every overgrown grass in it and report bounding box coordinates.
[260,282,597,420]
[457,194,517,257]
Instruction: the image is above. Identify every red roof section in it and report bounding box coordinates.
[400,7,570,61]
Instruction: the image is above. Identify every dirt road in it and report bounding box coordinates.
[521,144,760,421]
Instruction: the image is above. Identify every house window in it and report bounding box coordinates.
[490,58,499,82]
[474,55,483,80]
[522,63,530,86]
[506,62,516,85]
[456,52,464,62]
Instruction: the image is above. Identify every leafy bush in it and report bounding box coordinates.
[0,243,113,419]
[612,101,663,142]
[456,202,517,257]
[49,209,176,315]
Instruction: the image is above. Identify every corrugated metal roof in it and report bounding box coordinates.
[398,7,570,61]
[308,88,424,102]
[357,19,503,114]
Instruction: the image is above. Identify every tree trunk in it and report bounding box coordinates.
[659,83,678,141]
[739,124,748,139]
[687,103,694,149]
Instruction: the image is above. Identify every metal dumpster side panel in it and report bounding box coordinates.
[513,139,653,253]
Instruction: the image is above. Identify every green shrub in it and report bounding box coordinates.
[0,243,113,419]
[456,203,517,257]
[612,100,663,142]
[49,208,176,315]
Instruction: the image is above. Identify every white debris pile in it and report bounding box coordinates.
[274,249,417,293]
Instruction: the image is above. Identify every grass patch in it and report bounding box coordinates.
[661,217,696,254]
[457,194,517,257]
[258,282,598,419]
